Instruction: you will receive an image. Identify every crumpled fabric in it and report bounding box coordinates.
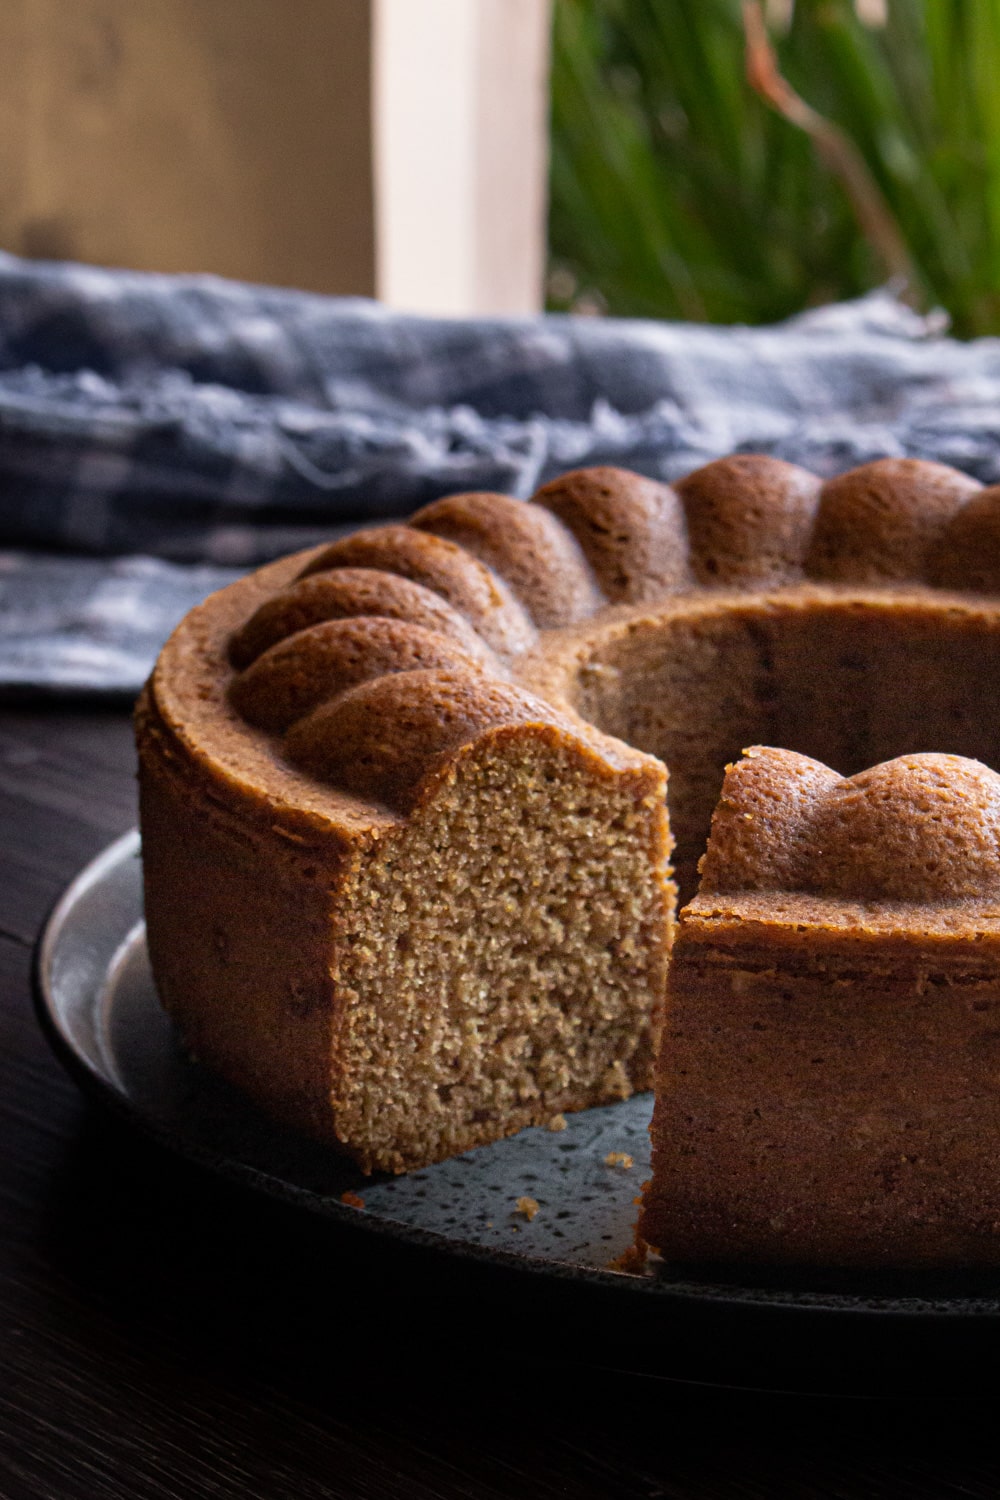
[1,251,998,693]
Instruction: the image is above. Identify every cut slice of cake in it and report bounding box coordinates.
[638,746,1000,1270]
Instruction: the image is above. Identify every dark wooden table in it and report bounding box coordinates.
[4,705,1000,1500]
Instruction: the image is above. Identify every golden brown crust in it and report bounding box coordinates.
[675,454,820,586]
[410,491,601,628]
[230,617,490,733]
[284,665,574,814]
[138,711,347,1145]
[639,923,1000,1269]
[807,457,981,583]
[813,754,1000,902]
[224,456,996,820]
[930,486,1000,594]
[228,566,496,670]
[146,550,404,842]
[697,745,842,893]
[297,525,536,657]
[533,465,690,602]
[701,745,1000,903]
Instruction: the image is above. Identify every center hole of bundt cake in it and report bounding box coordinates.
[568,596,1000,901]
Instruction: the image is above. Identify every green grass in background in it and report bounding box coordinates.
[548,0,1000,335]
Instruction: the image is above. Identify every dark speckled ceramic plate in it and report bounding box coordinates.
[34,832,1000,1395]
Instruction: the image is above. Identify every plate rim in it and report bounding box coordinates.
[32,830,1000,1327]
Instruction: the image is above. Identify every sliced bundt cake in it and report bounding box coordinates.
[137,455,1000,1174]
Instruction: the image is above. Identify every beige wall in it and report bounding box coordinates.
[0,0,551,312]
[375,0,551,314]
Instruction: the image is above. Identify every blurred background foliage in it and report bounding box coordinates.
[547,0,1000,335]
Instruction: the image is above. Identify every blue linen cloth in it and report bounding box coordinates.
[1,251,999,693]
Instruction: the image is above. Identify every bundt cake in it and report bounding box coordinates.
[638,746,1000,1270]
[136,454,1000,1176]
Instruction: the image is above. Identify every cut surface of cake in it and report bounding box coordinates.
[136,454,1000,1177]
[638,746,1000,1270]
